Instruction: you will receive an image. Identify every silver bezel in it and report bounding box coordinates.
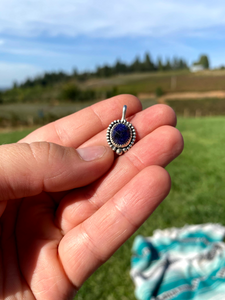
[106,119,136,155]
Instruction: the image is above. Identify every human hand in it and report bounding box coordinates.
[0,95,183,299]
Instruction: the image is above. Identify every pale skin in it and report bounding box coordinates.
[0,95,183,300]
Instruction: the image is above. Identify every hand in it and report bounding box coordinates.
[0,95,183,299]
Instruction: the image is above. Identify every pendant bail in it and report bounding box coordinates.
[121,105,127,122]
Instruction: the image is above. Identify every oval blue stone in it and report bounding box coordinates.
[111,123,131,145]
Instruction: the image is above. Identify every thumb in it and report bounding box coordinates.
[0,142,114,201]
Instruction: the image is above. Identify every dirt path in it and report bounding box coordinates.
[138,91,225,104]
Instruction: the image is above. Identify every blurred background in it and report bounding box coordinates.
[1,0,225,299]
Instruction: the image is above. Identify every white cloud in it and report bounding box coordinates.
[0,62,42,87]
[0,0,225,38]
[0,40,63,57]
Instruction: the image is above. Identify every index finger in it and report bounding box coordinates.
[19,95,142,148]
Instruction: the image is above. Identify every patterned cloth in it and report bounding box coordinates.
[131,224,225,300]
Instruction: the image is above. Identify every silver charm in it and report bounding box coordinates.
[106,105,136,155]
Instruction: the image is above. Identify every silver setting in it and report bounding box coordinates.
[106,105,136,155]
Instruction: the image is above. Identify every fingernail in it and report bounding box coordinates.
[77,146,106,161]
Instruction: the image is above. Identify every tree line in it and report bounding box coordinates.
[18,53,189,89]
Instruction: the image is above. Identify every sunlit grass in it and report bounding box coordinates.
[0,128,34,144]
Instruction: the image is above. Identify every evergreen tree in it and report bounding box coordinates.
[165,58,172,71]
[73,68,78,77]
[114,60,122,74]
[199,55,210,69]
[114,59,128,74]
[102,65,112,77]
[13,82,18,89]
[157,57,164,71]
[193,54,209,69]
[172,57,179,70]
[130,56,142,72]
[179,59,188,69]
[143,53,155,71]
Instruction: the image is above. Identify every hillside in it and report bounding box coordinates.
[2,69,225,105]
[1,69,225,128]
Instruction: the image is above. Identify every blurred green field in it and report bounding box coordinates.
[1,116,225,299]
[0,102,96,127]
[0,128,34,144]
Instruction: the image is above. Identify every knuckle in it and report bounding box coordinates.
[28,141,67,166]
[28,141,51,164]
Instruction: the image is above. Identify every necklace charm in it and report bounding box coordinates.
[106,105,136,155]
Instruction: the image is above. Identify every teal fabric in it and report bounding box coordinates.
[130,224,225,300]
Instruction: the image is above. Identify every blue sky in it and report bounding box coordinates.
[1,0,225,87]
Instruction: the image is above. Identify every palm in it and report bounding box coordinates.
[0,96,183,299]
[2,194,66,300]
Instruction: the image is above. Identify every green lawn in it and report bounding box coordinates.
[0,128,34,144]
[0,117,225,299]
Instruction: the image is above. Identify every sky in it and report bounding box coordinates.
[1,0,225,87]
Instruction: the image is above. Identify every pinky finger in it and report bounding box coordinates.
[59,165,171,288]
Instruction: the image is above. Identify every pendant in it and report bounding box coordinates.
[106,105,136,155]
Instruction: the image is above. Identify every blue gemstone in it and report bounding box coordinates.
[111,123,131,145]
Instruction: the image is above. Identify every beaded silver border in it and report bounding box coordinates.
[106,119,136,155]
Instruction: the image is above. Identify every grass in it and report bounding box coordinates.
[1,116,225,299]
[0,128,34,144]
